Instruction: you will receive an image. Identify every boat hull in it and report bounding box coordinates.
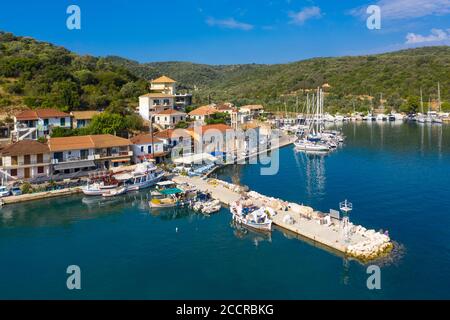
[232,214,272,232]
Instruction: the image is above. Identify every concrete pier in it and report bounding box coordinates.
[1,187,82,205]
[173,175,393,261]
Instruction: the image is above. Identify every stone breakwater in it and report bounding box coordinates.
[176,176,394,262]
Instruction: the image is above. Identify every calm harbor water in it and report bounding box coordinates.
[1,122,450,299]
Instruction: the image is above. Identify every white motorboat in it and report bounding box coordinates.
[294,139,330,152]
[102,186,127,198]
[115,161,165,191]
[82,181,119,196]
[230,200,274,232]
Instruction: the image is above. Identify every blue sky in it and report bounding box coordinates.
[0,0,449,64]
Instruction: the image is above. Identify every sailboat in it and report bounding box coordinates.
[294,88,332,153]
[432,82,443,124]
[417,88,426,123]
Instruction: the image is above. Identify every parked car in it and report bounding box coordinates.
[10,186,22,196]
[0,186,10,197]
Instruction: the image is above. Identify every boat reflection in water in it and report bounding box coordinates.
[293,150,327,200]
[230,220,272,246]
[148,206,194,221]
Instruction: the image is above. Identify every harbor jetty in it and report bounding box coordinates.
[172,175,393,262]
[1,187,81,205]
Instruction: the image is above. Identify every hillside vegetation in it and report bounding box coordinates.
[1,30,450,116]
[107,47,450,113]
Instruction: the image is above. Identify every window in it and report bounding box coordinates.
[43,119,49,126]
[11,156,18,165]
[163,99,170,105]
[148,145,152,153]
[37,166,44,174]
[11,169,17,177]
[165,117,168,121]
[37,154,43,163]
[80,149,89,160]
[153,99,160,105]
[172,117,175,123]
[141,146,144,152]
[60,118,66,126]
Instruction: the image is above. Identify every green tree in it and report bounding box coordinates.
[400,96,420,114]
[175,120,189,129]
[50,81,81,111]
[88,112,125,135]
[205,112,230,125]
[441,101,450,112]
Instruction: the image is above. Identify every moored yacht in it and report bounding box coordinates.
[115,161,165,191]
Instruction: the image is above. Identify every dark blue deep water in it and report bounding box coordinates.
[1,122,449,299]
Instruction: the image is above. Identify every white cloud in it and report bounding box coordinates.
[288,6,322,25]
[206,17,254,31]
[351,0,450,20]
[405,28,450,44]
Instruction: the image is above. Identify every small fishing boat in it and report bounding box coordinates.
[230,200,274,232]
[82,179,119,196]
[149,187,185,208]
[191,191,221,214]
[102,186,127,198]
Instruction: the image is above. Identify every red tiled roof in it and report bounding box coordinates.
[187,124,232,134]
[151,75,176,83]
[130,134,164,145]
[154,129,191,140]
[0,140,49,156]
[15,109,70,121]
[188,105,218,116]
[154,109,186,115]
[48,134,131,152]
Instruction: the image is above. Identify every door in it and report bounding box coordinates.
[24,155,31,165]
[24,167,30,179]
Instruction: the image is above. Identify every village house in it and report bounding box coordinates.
[188,105,219,125]
[154,128,192,150]
[130,134,167,164]
[214,103,236,115]
[239,105,264,117]
[153,109,187,129]
[12,109,71,141]
[138,75,192,121]
[139,93,175,120]
[70,111,100,129]
[187,124,234,154]
[0,140,51,183]
[48,134,133,178]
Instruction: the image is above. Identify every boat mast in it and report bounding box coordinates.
[420,88,424,114]
[438,82,441,113]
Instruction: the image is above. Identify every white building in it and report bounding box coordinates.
[240,105,264,117]
[154,109,187,129]
[130,134,166,163]
[188,105,219,125]
[0,140,51,182]
[138,93,175,121]
[138,75,192,121]
[13,109,71,141]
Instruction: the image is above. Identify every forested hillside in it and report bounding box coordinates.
[1,30,450,116]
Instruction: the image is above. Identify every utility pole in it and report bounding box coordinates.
[149,114,155,160]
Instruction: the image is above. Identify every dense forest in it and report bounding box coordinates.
[1,31,450,117]
[107,47,450,113]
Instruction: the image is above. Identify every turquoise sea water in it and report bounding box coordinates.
[1,122,450,299]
